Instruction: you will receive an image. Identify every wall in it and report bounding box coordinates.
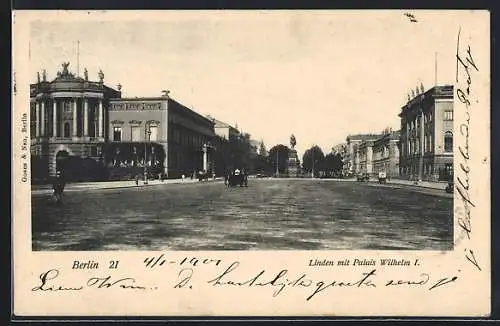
[108,109,165,142]
[433,99,454,155]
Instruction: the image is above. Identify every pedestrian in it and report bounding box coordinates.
[135,173,139,186]
[52,170,66,204]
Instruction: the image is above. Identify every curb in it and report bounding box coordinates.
[32,179,224,194]
[366,181,447,191]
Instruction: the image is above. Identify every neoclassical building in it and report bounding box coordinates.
[372,130,400,178]
[30,63,217,182]
[30,63,121,180]
[398,85,454,181]
[345,134,382,176]
[108,94,216,179]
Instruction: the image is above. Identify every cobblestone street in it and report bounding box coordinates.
[32,179,453,251]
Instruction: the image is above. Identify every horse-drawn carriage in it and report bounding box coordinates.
[225,169,248,188]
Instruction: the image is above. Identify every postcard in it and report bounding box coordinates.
[12,9,490,317]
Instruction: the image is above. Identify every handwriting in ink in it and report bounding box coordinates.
[207,262,377,301]
[465,249,482,271]
[455,25,481,272]
[31,269,149,292]
[32,269,83,292]
[428,276,459,291]
[87,276,147,289]
[385,273,430,286]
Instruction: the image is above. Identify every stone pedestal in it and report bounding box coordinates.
[287,148,300,177]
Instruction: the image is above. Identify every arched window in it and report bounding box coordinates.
[63,122,70,138]
[444,131,453,152]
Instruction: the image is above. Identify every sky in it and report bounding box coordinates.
[28,10,467,157]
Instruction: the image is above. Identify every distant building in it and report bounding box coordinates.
[206,115,240,141]
[398,85,453,181]
[345,134,383,175]
[372,130,400,178]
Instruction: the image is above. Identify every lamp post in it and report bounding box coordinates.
[275,149,279,176]
[144,123,151,185]
[311,149,315,179]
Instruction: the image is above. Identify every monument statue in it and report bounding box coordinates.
[287,134,299,177]
[42,69,47,82]
[83,68,88,81]
[98,69,104,83]
[61,62,70,75]
[290,134,296,149]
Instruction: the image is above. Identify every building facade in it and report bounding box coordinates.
[345,134,382,176]
[31,63,216,181]
[30,63,121,181]
[207,115,240,141]
[108,95,216,179]
[398,85,454,181]
[372,131,400,178]
[357,140,374,176]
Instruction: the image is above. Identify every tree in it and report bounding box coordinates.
[268,144,290,175]
[302,145,325,177]
[323,152,343,177]
[258,140,267,157]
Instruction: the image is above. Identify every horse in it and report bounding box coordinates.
[226,170,248,188]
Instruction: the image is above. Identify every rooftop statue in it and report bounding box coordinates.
[42,69,47,82]
[83,68,88,81]
[61,62,70,75]
[37,71,41,83]
[290,134,296,149]
[98,69,104,83]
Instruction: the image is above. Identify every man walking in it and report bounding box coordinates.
[52,170,66,203]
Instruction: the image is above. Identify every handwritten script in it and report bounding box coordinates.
[455,26,481,272]
[31,258,459,301]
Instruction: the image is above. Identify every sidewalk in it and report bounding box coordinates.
[31,177,224,195]
[380,178,449,191]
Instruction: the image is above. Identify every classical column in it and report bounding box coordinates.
[35,101,40,138]
[418,111,425,180]
[72,99,78,137]
[40,101,45,136]
[203,144,208,172]
[52,100,57,137]
[98,99,103,138]
[83,98,89,137]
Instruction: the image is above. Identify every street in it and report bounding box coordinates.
[32,179,453,251]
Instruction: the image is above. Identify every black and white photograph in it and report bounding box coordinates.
[13,9,491,318]
[28,11,457,252]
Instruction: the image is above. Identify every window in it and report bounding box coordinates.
[149,125,158,141]
[444,131,453,152]
[131,126,140,141]
[63,122,70,138]
[113,126,122,141]
[64,101,72,113]
[444,111,453,121]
